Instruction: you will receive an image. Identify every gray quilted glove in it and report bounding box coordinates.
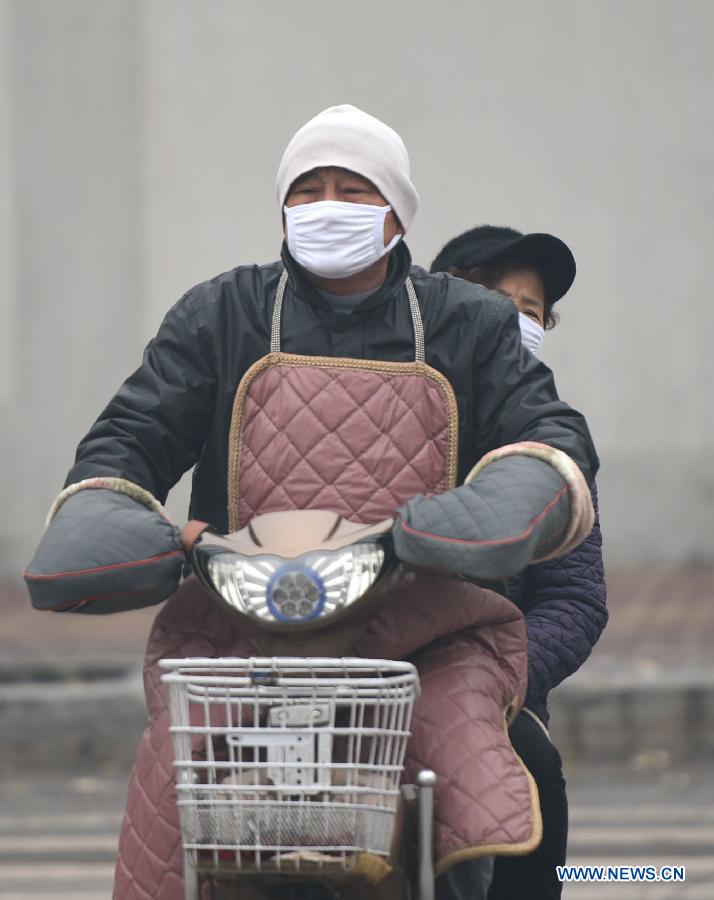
[392,456,572,580]
[24,487,183,613]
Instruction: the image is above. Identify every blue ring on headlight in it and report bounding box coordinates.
[265,563,326,622]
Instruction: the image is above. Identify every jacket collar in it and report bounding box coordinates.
[279,240,413,312]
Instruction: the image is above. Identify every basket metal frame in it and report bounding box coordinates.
[160,656,420,895]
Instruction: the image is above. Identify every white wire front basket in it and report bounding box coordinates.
[160,657,419,874]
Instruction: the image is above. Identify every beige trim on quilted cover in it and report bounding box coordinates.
[465,440,595,561]
[227,352,460,532]
[46,476,171,527]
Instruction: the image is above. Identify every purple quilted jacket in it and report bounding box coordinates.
[507,483,607,726]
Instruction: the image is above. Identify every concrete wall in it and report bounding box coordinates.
[2,0,712,579]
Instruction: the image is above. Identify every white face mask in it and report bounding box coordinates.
[518,312,545,355]
[284,200,401,279]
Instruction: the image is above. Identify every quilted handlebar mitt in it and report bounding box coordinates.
[24,478,184,614]
[392,442,594,581]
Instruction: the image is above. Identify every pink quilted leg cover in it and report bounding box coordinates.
[114,714,185,899]
[406,631,540,872]
[114,581,253,899]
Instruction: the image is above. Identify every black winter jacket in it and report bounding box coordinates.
[66,243,599,530]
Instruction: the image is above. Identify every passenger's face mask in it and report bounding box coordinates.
[518,312,545,355]
[284,200,401,279]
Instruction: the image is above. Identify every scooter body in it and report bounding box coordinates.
[160,510,440,900]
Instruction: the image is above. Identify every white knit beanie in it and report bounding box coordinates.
[276,105,420,232]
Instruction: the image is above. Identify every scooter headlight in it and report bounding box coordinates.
[204,543,385,623]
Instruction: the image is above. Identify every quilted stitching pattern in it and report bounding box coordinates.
[25,490,182,612]
[115,587,255,899]
[393,456,571,580]
[27,490,180,576]
[406,639,537,862]
[115,360,535,896]
[115,577,534,897]
[508,484,607,725]
[354,577,537,861]
[236,365,452,526]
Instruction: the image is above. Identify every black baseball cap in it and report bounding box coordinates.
[430,225,576,305]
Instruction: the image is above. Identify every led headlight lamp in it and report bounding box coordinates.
[202,543,385,624]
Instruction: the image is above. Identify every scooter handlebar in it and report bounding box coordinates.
[180,520,212,556]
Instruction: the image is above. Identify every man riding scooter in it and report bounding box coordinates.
[26,104,598,899]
